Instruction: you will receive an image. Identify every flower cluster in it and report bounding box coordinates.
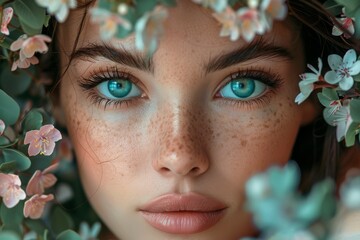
[243,162,360,240]
[296,49,360,146]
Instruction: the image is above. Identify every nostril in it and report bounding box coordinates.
[190,167,201,175]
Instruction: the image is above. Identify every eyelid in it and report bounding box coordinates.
[214,68,283,97]
[79,66,143,91]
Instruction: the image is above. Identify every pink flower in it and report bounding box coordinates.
[1,7,13,35]
[0,173,26,208]
[213,7,240,41]
[24,124,62,156]
[90,7,131,40]
[10,34,52,62]
[26,163,58,195]
[237,7,262,42]
[0,119,5,136]
[11,56,39,71]
[332,16,355,39]
[23,194,54,219]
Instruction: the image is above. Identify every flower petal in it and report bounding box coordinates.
[324,70,340,84]
[343,49,357,67]
[328,54,342,70]
[349,61,360,76]
[339,76,354,91]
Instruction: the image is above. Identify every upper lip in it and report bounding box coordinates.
[138,193,227,213]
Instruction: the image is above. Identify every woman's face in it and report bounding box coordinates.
[59,1,314,239]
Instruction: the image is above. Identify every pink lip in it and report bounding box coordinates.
[139,193,227,234]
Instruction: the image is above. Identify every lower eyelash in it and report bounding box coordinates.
[86,93,139,110]
[217,90,275,110]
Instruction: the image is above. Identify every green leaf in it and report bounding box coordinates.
[345,122,359,147]
[353,8,360,38]
[0,231,20,240]
[0,89,20,125]
[0,201,24,235]
[2,149,31,172]
[0,64,32,96]
[159,0,177,7]
[23,109,43,132]
[335,0,360,13]
[135,0,157,15]
[50,207,74,235]
[0,161,17,173]
[317,88,338,107]
[350,99,360,122]
[13,0,46,30]
[323,0,343,15]
[0,136,11,146]
[24,219,50,239]
[56,230,81,240]
[19,19,43,35]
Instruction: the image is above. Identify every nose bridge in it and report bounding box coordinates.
[152,102,210,177]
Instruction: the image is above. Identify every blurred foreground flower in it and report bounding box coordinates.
[0,173,26,208]
[245,162,336,239]
[24,124,62,156]
[135,6,168,56]
[79,222,101,240]
[90,7,131,40]
[35,0,77,22]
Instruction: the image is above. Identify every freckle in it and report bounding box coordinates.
[264,124,269,128]
[241,140,247,147]
[216,133,220,137]
[273,111,277,116]
[279,103,283,107]
[232,135,236,139]
[276,119,280,124]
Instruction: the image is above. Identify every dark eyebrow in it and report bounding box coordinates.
[205,38,294,74]
[71,43,154,73]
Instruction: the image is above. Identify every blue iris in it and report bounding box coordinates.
[108,79,132,98]
[230,79,255,98]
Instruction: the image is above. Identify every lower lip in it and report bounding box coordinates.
[140,210,225,234]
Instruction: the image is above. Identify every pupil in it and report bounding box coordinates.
[108,79,132,98]
[231,79,255,98]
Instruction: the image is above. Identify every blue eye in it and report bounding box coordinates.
[219,78,267,100]
[97,79,142,100]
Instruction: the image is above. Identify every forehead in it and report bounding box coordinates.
[59,0,301,63]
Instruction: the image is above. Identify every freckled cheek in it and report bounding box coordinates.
[60,83,144,187]
[208,102,301,180]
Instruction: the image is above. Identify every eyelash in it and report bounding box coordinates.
[79,67,283,110]
[214,68,283,109]
[79,66,144,109]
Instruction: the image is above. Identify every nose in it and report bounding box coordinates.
[151,105,210,178]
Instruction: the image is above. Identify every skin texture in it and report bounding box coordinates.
[58,1,317,239]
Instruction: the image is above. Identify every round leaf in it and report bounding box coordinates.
[0,64,32,96]
[0,201,24,235]
[0,89,20,125]
[13,0,46,29]
[2,149,31,172]
[50,207,74,235]
[0,231,20,240]
[56,230,81,240]
[23,109,43,132]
